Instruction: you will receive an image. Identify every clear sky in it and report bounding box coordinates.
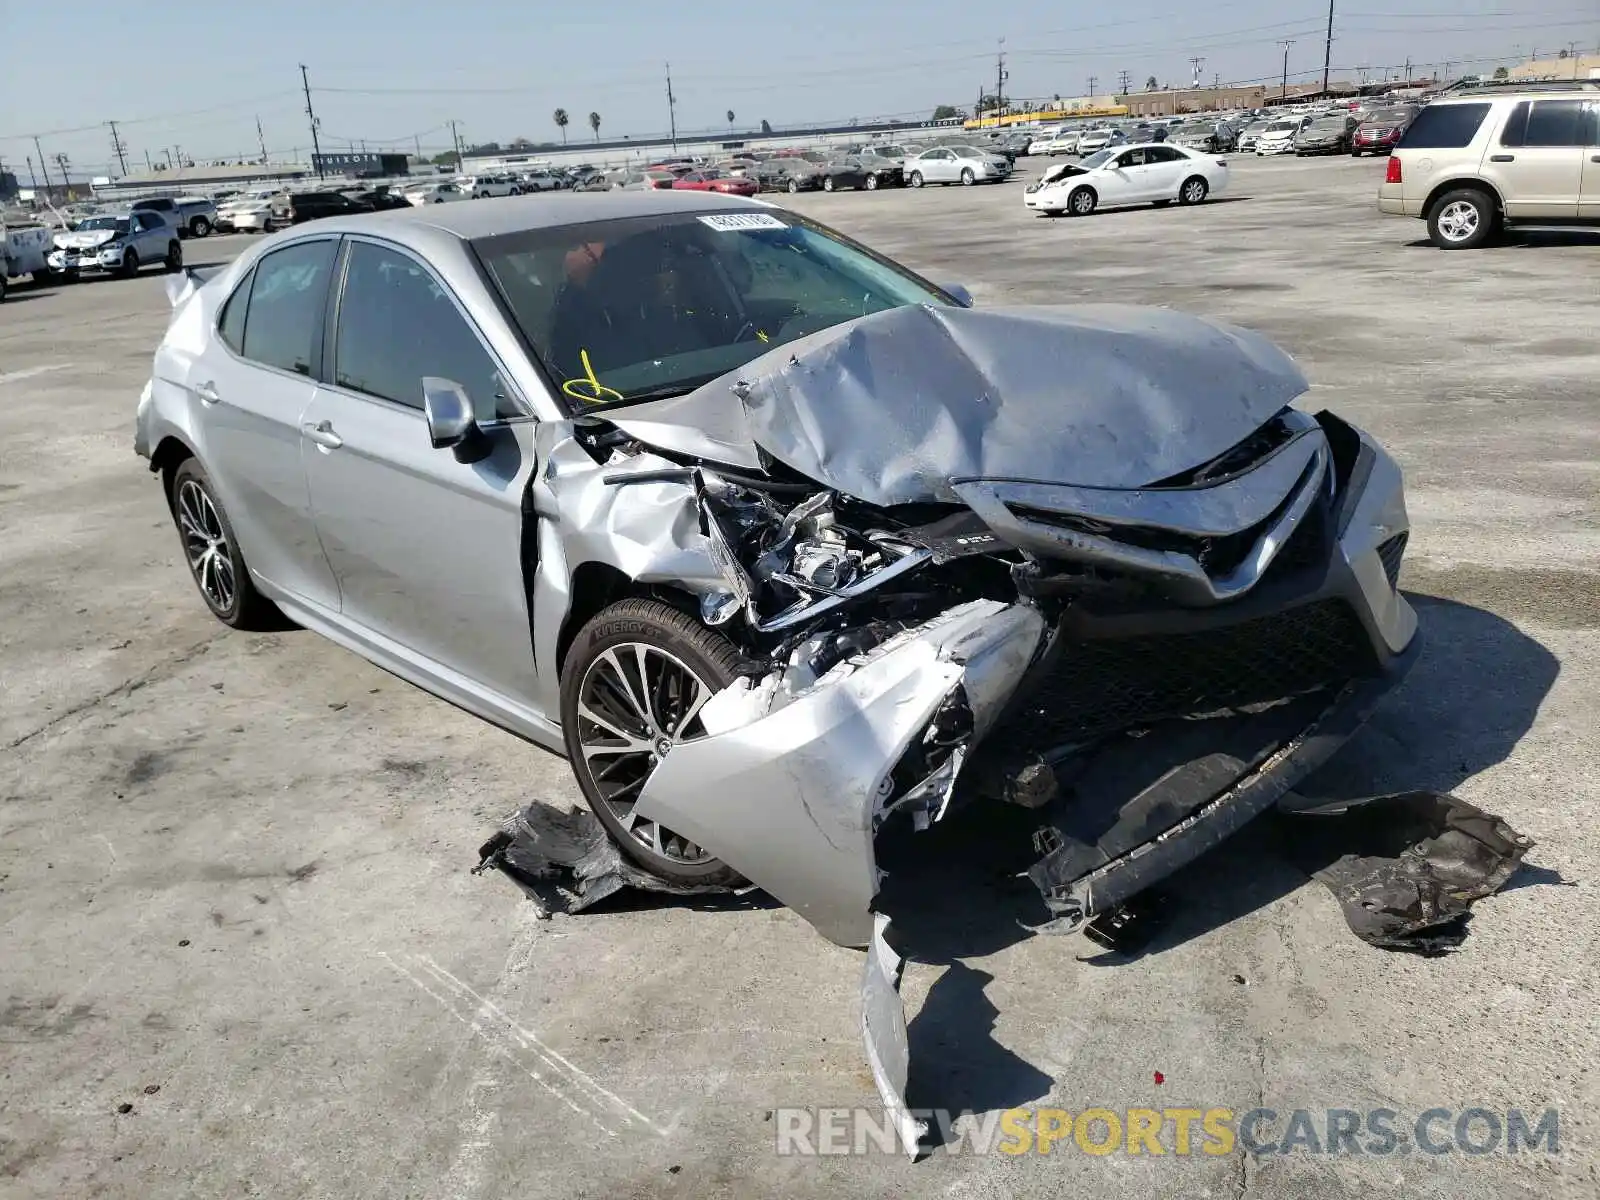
[2,0,1595,177]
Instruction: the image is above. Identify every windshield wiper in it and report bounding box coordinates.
[615,382,705,404]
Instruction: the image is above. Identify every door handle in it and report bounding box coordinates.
[302,419,343,449]
[1489,154,1515,162]
[195,380,220,406]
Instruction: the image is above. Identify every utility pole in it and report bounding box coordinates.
[163,148,173,169]
[1118,69,1131,95]
[995,38,1008,112]
[299,63,324,178]
[1321,0,1334,93]
[665,62,678,150]
[1087,75,1098,98]
[1189,57,1206,89]
[1279,40,1296,101]
[32,138,51,194]
[143,149,153,172]
[174,145,184,168]
[413,134,422,161]
[25,155,37,189]
[54,154,70,189]
[256,116,268,165]
[1404,56,1412,82]
[107,121,129,176]
[449,120,465,169]
[1570,42,1580,78]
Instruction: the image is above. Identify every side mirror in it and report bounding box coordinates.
[943,283,974,308]
[423,376,491,464]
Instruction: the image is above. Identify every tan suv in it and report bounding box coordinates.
[1378,88,1600,248]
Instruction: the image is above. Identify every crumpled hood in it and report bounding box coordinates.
[57,230,118,249]
[606,303,1310,507]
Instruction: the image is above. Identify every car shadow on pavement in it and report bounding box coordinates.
[1407,231,1600,250]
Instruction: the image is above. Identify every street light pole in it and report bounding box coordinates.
[1279,40,1296,101]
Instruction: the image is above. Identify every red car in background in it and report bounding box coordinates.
[671,170,759,197]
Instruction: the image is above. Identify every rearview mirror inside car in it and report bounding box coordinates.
[423,377,490,464]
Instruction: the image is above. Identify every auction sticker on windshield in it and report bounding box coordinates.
[698,213,787,232]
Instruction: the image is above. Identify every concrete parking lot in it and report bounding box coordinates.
[2,154,1597,1198]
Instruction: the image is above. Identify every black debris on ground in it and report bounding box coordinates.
[1279,790,1533,955]
[474,801,733,916]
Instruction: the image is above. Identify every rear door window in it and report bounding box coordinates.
[1521,99,1587,147]
[240,240,337,376]
[1397,102,1491,149]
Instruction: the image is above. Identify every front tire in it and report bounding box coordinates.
[190,216,211,237]
[1428,188,1497,249]
[1068,186,1097,216]
[787,178,800,193]
[1179,176,1209,205]
[168,459,279,630]
[165,241,183,272]
[909,170,924,188]
[560,599,753,886]
[865,173,879,190]
[119,250,140,278]
[823,175,835,192]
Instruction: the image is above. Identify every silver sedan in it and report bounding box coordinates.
[138,193,1416,951]
[905,145,1011,186]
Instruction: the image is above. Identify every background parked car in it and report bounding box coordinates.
[461,174,522,198]
[46,211,182,278]
[1237,120,1271,151]
[671,170,759,197]
[404,182,467,205]
[1255,116,1310,155]
[1352,106,1421,156]
[269,190,374,228]
[1171,120,1238,152]
[848,152,906,189]
[130,196,218,239]
[906,145,1010,186]
[781,155,870,193]
[1295,114,1359,156]
[1025,143,1226,216]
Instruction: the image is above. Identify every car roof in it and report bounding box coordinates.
[1431,87,1596,104]
[284,190,773,245]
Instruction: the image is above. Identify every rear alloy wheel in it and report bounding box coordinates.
[960,167,975,185]
[1068,186,1097,216]
[866,173,879,190]
[909,170,924,188]
[1179,176,1209,205]
[1428,188,1496,250]
[190,216,211,237]
[165,241,183,272]
[169,459,278,629]
[561,599,752,886]
[823,175,835,192]
[787,177,801,193]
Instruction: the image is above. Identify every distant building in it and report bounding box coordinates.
[1116,81,1356,117]
[93,163,313,200]
[311,151,411,179]
[1507,52,1600,82]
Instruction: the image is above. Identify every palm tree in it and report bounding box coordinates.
[726,109,735,132]
[588,111,601,140]
[553,108,570,144]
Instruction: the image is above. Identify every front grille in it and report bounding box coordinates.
[990,598,1379,754]
[1376,532,1408,589]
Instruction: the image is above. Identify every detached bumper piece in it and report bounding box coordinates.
[1282,791,1533,955]
[474,800,735,916]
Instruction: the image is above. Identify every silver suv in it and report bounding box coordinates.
[1379,87,1600,248]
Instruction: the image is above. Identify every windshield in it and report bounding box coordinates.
[1079,149,1115,169]
[476,211,956,412]
[1308,118,1347,132]
[1266,121,1298,132]
[77,216,129,232]
[1364,108,1411,124]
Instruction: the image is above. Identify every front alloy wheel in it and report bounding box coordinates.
[562,599,751,885]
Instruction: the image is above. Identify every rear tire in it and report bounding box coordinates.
[787,178,800,193]
[189,216,211,237]
[823,176,835,192]
[1179,176,1209,205]
[169,459,280,630]
[1427,188,1497,250]
[960,167,975,185]
[866,173,879,190]
[560,598,754,886]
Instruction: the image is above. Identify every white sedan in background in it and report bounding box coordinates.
[905,145,1011,186]
[404,182,467,206]
[1024,143,1228,217]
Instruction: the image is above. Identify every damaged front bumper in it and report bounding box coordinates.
[630,598,1046,948]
